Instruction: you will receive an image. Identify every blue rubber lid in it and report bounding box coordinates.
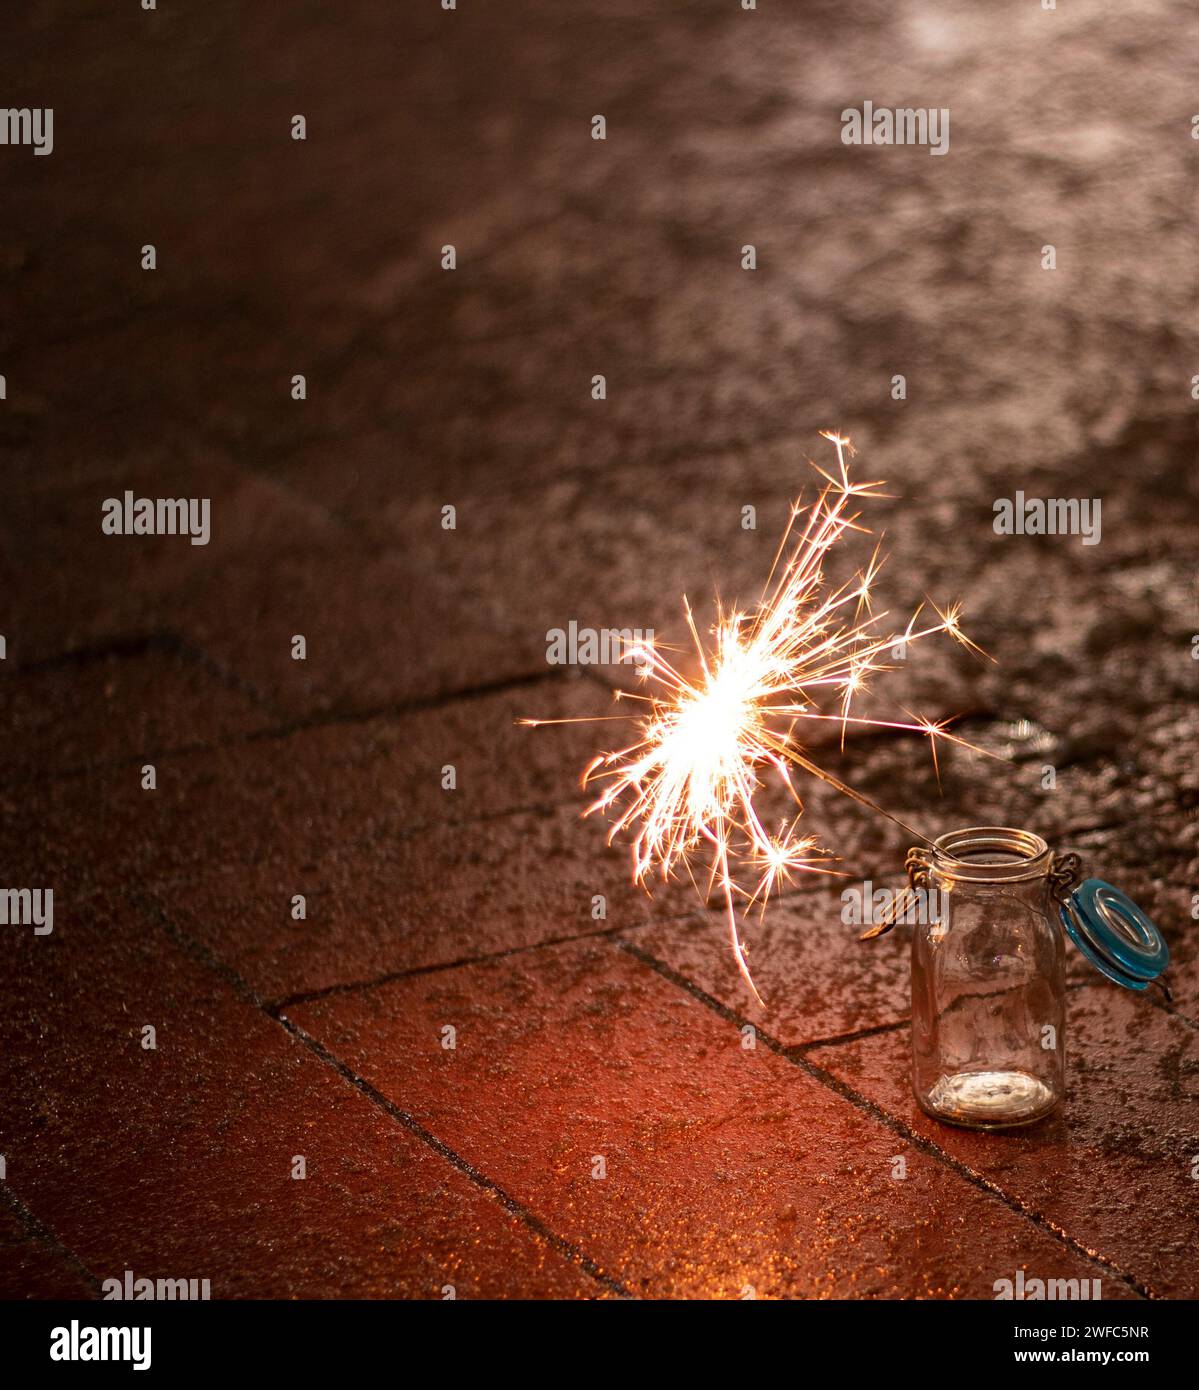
[1058,879,1169,991]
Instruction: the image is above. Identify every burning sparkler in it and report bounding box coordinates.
[524,433,989,1005]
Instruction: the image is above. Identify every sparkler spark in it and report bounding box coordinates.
[523,433,990,1006]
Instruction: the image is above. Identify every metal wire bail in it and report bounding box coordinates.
[859,845,932,940]
[1048,850,1083,904]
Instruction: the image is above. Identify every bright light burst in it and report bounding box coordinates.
[524,433,988,1005]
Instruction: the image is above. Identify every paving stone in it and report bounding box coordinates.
[288,937,1129,1297]
[153,801,694,1004]
[0,646,272,778]
[0,450,341,669]
[1,732,388,898]
[809,985,1199,1298]
[0,895,597,1298]
[171,538,546,717]
[1,674,613,900]
[0,1200,95,1300]
[627,878,912,1047]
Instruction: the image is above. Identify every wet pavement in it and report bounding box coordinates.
[0,0,1196,1297]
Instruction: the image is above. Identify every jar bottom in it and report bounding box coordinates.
[919,1069,1059,1130]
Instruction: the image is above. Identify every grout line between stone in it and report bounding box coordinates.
[615,936,1155,1301]
[264,876,854,1012]
[268,918,661,1012]
[5,662,567,787]
[0,1183,102,1299]
[134,889,631,1300]
[790,1018,910,1053]
[273,1012,633,1300]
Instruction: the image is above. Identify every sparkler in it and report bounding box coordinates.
[523,433,989,1005]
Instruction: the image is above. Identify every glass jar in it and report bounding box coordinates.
[910,826,1065,1129]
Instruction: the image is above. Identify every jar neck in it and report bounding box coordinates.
[930,826,1052,884]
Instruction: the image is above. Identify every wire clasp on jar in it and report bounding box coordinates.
[1047,850,1083,904]
[860,844,1083,940]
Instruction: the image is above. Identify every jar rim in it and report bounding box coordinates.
[931,825,1052,882]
